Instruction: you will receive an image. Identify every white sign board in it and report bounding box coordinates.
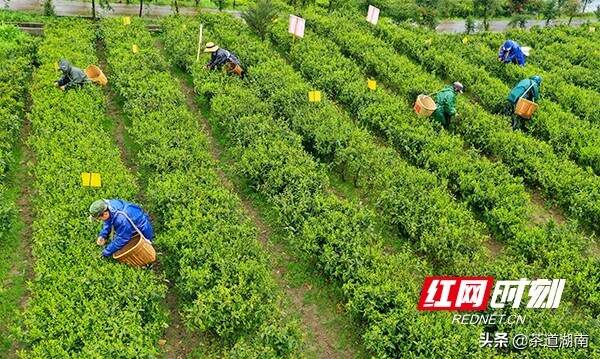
[366,5,380,25]
[289,15,306,38]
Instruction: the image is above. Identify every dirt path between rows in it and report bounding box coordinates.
[8,97,35,359]
[96,36,198,359]
[163,40,354,358]
[529,190,566,226]
[7,73,36,358]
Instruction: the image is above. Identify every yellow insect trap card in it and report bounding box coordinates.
[81,172,102,188]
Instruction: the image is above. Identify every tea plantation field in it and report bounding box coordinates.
[0,6,598,358]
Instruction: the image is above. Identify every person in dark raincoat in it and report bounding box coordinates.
[89,199,154,258]
[432,81,464,129]
[204,42,244,78]
[55,59,88,90]
[498,40,528,66]
[506,75,542,130]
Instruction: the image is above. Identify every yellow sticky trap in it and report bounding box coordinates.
[122,16,131,26]
[308,90,321,102]
[132,44,139,54]
[462,36,469,44]
[424,38,432,45]
[589,26,596,33]
[367,79,377,90]
[81,172,102,187]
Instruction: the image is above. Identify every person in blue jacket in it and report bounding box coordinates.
[498,40,527,66]
[89,199,154,258]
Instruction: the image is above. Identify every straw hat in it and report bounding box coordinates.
[204,42,219,53]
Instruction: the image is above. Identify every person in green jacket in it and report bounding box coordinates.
[505,75,542,130]
[432,81,464,129]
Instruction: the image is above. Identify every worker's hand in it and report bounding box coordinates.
[59,85,65,91]
[96,236,106,246]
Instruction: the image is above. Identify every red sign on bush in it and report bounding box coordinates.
[417,276,494,311]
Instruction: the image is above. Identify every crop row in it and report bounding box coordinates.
[99,18,302,357]
[194,14,491,274]
[283,10,532,245]
[428,28,600,175]
[495,26,600,73]
[446,30,600,125]
[164,13,600,357]
[343,14,600,309]
[19,20,167,357]
[0,24,32,255]
[271,10,600,316]
[161,14,488,358]
[384,22,600,180]
[0,24,34,354]
[371,17,600,235]
[371,19,600,176]
[531,48,600,93]
[515,28,600,92]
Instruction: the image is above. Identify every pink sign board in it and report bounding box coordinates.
[289,15,306,38]
[367,5,380,25]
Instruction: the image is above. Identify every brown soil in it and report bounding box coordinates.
[590,242,600,258]
[529,190,566,226]
[169,47,352,358]
[95,37,197,358]
[485,238,504,258]
[8,76,36,358]
[161,287,200,359]
[96,40,138,174]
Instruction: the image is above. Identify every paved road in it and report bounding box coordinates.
[1,0,595,31]
[436,18,592,33]
[0,0,241,17]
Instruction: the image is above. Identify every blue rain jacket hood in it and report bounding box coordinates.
[498,40,527,66]
[98,199,154,257]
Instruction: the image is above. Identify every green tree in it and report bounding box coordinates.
[473,0,499,31]
[509,0,528,12]
[465,15,476,33]
[90,0,111,19]
[508,12,528,28]
[541,0,559,25]
[43,0,55,16]
[327,0,349,13]
[581,0,591,12]
[595,5,600,20]
[563,0,581,24]
[242,0,278,40]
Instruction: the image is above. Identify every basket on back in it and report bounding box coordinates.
[514,97,538,119]
[414,94,437,117]
[85,65,108,86]
[112,234,156,267]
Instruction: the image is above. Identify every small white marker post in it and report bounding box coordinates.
[196,23,204,62]
[289,15,306,42]
[366,5,380,25]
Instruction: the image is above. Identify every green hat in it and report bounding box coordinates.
[89,199,108,217]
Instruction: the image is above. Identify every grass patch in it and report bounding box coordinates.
[0,144,29,357]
